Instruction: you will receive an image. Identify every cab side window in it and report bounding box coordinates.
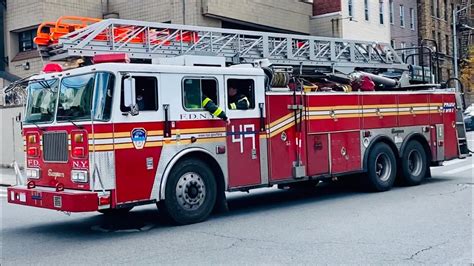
[227,79,255,110]
[120,76,158,112]
[183,78,218,110]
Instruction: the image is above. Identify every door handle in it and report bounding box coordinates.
[259,103,265,132]
[163,104,171,138]
[314,141,323,150]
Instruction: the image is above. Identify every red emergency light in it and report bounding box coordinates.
[42,63,63,73]
[92,53,130,64]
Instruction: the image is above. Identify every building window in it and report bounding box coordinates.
[400,42,406,61]
[410,8,415,30]
[444,0,448,20]
[379,1,384,24]
[445,34,449,55]
[391,39,395,48]
[18,29,37,52]
[348,0,353,17]
[410,43,416,65]
[400,5,405,27]
[438,32,442,53]
[389,0,394,24]
[431,0,436,16]
[436,0,440,18]
[364,0,369,21]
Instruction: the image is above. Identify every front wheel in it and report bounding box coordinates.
[158,159,217,225]
[365,142,397,192]
[399,140,427,186]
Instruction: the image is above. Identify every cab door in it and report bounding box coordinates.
[114,74,163,204]
[225,76,265,188]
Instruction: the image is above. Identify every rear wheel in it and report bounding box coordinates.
[158,159,216,225]
[399,140,427,186]
[365,142,397,192]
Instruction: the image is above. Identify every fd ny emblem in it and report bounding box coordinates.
[131,128,147,149]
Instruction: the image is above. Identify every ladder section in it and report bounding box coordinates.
[455,107,470,158]
[42,19,407,71]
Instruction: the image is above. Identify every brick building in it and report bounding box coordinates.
[309,0,391,42]
[390,0,419,65]
[417,0,457,83]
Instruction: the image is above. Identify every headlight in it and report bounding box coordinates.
[26,168,40,179]
[71,170,88,183]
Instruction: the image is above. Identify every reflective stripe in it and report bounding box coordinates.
[230,103,237,109]
[202,98,211,107]
[238,97,250,106]
[213,108,223,117]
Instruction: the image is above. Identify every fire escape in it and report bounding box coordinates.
[457,0,472,60]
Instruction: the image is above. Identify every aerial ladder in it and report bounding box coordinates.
[35,18,408,75]
[29,17,470,157]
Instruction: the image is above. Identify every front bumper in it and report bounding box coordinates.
[7,186,99,212]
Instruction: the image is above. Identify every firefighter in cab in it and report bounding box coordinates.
[202,84,250,122]
[202,96,228,122]
[227,85,250,110]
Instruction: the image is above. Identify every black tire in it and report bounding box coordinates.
[365,142,397,192]
[158,159,216,225]
[399,140,428,186]
[98,207,133,216]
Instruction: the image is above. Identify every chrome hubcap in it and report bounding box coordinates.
[407,150,422,176]
[375,153,391,182]
[176,172,206,210]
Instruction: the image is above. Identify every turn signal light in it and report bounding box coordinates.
[72,147,85,158]
[27,181,36,189]
[56,183,65,192]
[99,196,110,206]
[74,133,84,143]
[28,135,37,144]
[27,147,38,157]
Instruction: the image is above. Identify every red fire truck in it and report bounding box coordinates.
[7,18,470,224]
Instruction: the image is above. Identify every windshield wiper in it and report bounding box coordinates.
[67,119,84,129]
[28,121,44,132]
[55,116,84,129]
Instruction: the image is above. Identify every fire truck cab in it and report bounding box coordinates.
[8,54,467,224]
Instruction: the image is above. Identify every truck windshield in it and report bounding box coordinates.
[56,72,115,121]
[24,79,59,124]
[57,73,95,121]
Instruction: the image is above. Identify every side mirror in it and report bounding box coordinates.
[124,77,136,107]
[123,77,139,116]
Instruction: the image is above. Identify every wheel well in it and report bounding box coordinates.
[363,136,400,171]
[176,151,227,212]
[401,134,432,162]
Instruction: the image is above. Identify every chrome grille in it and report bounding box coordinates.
[43,132,68,162]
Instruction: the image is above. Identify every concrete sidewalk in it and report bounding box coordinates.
[0,167,17,186]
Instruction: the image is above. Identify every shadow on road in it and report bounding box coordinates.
[4,177,452,239]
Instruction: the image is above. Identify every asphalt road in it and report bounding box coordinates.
[1,133,473,265]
